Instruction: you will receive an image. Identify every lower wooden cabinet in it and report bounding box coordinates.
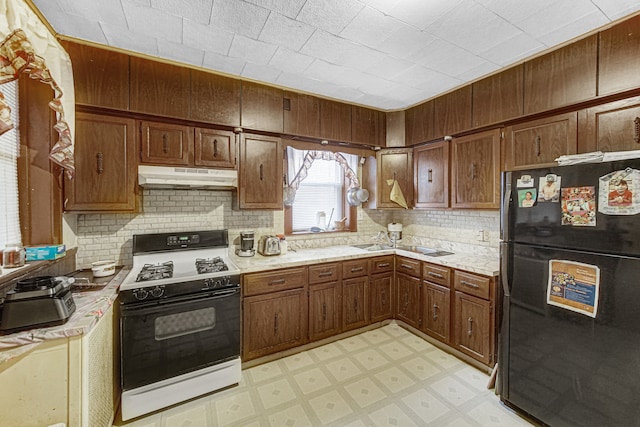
[395,273,421,329]
[370,272,393,323]
[242,288,308,361]
[308,263,341,342]
[423,283,450,342]
[342,276,369,332]
[454,292,491,365]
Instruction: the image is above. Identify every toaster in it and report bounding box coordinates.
[257,235,281,256]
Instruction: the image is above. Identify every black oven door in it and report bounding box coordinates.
[120,287,240,391]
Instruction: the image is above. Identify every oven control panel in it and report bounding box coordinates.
[132,285,165,301]
[167,234,200,246]
[204,276,231,289]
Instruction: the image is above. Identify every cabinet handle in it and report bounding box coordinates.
[274,313,279,335]
[322,302,327,321]
[377,263,390,268]
[354,297,358,313]
[404,292,409,308]
[427,271,443,279]
[350,267,364,273]
[433,303,438,321]
[427,168,433,183]
[634,117,640,144]
[259,164,264,180]
[269,278,285,285]
[162,134,168,154]
[535,136,541,157]
[467,317,473,336]
[318,271,333,278]
[471,162,477,179]
[400,263,414,270]
[381,289,386,306]
[461,280,479,289]
[213,139,218,157]
[96,152,104,174]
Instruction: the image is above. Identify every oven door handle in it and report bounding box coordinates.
[121,287,240,316]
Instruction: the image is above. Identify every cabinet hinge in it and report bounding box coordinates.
[500,131,504,140]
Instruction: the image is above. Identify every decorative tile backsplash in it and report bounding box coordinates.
[74,189,500,268]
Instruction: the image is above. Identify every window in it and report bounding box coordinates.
[0,80,21,249]
[286,147,358,233]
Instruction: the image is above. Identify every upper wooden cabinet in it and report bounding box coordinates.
[351,105,385,147]
[434,86,472,139]
[238,133,282,209]
[65,113,137,211]
[504,112,578,171]
[580,96,640,153]
[63,41,129,110]
[241,81,283,133]
[472,65,524,128]
[130,57,190,119]
[451,129,501,209]
[283,91,320,138]
[524,35,597,115]
[320,99,351,142]
[598,14,640,96]
[405,100,435,146]
[369,148,413,209]
[139,121,192,166]
[190,69,240,126]
[194,128,237,168]
[413,141,449,209]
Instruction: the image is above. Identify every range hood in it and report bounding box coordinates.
[138,165,238,189]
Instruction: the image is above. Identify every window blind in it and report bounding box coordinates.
[0,80,21,249]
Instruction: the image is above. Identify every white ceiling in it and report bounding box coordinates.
[31,0,640,111]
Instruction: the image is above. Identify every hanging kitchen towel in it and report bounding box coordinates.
[386,178,408,209]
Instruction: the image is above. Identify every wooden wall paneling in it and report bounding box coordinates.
[241,81,284,133]
[385,110,404,147]
[472,65,524,127]
[598,14,640,96]
[434,86,472,139]
[523,35,597,115]
[190,69,241,126]
[351,105,385,146]
[319,99,351,142]
[405,100,434,145]
[283,91,320,138]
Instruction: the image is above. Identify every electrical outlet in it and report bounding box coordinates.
[477,230,489,242]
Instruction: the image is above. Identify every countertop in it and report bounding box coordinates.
[0,267,129,365]
[230,245,499,277]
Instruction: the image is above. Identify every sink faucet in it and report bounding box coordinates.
[374,231,395,248]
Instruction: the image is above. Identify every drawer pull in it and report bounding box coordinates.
[350,267,364,273]
[377,262,390,268]
[318,271,333,277]
[400,263,414,270]
[427,271,443,279]
[433,303,438,321]
[467,316,473,336]
[461,280,479,289]
[269,278,286,285]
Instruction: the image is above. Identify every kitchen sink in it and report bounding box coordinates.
[351,244,394,251]
[396,245,454,257]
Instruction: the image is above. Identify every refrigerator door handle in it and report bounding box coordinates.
[501,173,512,242]
[500,242,510,297]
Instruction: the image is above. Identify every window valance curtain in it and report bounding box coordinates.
[0,0,75,177]
[287,147,359,190]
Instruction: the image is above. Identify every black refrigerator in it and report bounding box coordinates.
[500,159,640,427]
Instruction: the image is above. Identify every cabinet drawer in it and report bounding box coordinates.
[396,257,421,278]
[370,256,394,274]
[454,271,490,300]
[422,263,451,287]
[342,259,369,279]
[309,263,339,285]
[243,267,307,296]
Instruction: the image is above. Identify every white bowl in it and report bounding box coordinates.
[91,260,116,277]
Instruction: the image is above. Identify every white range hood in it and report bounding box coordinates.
[138,165,238,189]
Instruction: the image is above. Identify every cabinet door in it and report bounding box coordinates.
[413,141,449,208]
[130,57,190,119]
[140,121,192,166]
[451,129,501,209]
[241,81,283,133]
[454,291,491,365]
[504,113,577,171]
[375,149,413,209]
[63,41,129,110]
[423,283,450,343]
[190,69,240,126]
[342,276,368,331]
[472,65,523,128]
[433,86,472,138]
[194,128,236,168]
[65,113,136,211]
[598,14,640,96]
[351,105,385,147]
[524,35,597,115]
[580,96,640,153]
[238,134,283,209]
[309,282,341,341]
[283,92,320,138]
[405,100,434,146]
[395,273,421,329]
[242,288,307,361]
[370,272,393,323]
[320,99,351,142]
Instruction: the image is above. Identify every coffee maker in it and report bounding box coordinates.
[236,231,255,257]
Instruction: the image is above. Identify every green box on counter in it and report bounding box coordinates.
[25,244,66,261]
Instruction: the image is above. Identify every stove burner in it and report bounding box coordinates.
[136,261,174,282]
[195,257,228,274]
[15,276,57,292]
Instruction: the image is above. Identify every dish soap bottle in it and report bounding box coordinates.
[277,234,287,255]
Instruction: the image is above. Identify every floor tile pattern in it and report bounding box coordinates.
[113,323,537,427]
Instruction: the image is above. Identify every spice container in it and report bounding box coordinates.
[3,243,26,268]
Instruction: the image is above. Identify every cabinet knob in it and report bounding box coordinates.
[96,152,104,174]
